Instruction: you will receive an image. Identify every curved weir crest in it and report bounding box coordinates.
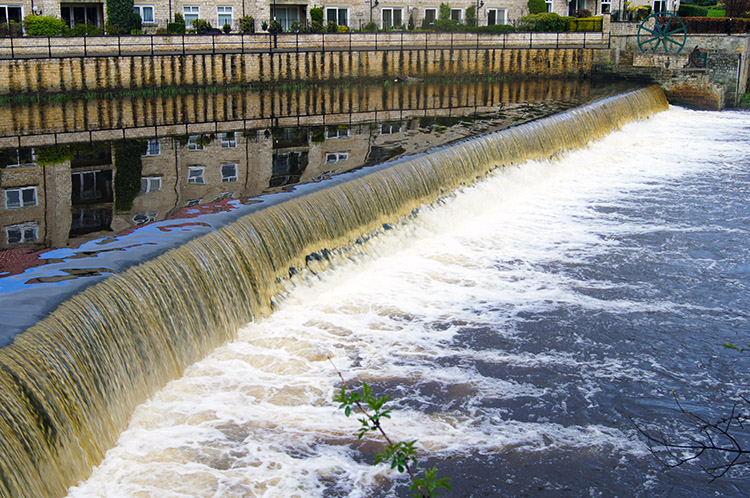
[0,86,668,498]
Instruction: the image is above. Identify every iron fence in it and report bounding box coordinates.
[0,31,610,60]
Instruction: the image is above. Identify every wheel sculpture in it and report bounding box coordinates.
[637,12,687,54]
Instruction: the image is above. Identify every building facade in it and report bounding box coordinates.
[4,0,678,32]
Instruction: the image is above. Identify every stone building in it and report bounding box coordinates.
[4,0,678,33]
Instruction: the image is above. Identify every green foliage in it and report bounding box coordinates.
[528,0,548,14]
[679,4,709,15]
[239,15,255,33]
[475,23,516,33]
[741,92,750,108]
[311,6,324,23]
[363,21,378,32]
[519,12,570,32]
[568,16,603,31]
[722,342,749,352]
[192,18,212,34]
[267,20,282,34]
[174,12,185,24]
[114,140,145,213]
[465,6,477,27]
[35,146,74,166]
[223,23,231,34]
[106,0,137,34]
[408,12,416,30]
[0,20,22,37]
[707,8,727,16]
[70,23,104,36]
[439,3,451,20]
[326,20,338,33]
[628,5,652,20]
[23,15,67,36]
[333,369,450,498]
[433,18,463,32]
[167,22,186,34]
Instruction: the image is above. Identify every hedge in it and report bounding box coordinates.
[683,16,750,33]
[23,15,67,36]
[568,17,603,31]
[678,4,708,16]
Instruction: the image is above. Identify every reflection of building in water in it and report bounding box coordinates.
[1,80,599,253]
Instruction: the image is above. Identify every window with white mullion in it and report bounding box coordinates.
[217,6,232,28]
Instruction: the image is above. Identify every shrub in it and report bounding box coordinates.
[707,8,727,16]
[223,23,231,34]
[69,23,104,36]
[106,0,138,34]
[568,16,603,31]
[174,12,185,24]
[682,16,750,33]
[628,5,652,20]
[337,24,349,33]
[239,15,254,33]
[191,18,211,34]
[475,23,516,33]
[23,15,67,36]
[290,20,301,32]
[528,0,547,14]
[679,4,709,15]
[363,21,378,32]
[155,27,168,34]
[434,18,462,31]
[439,3,451,20]
[268,20,282,33]
[466,5,477,26]
[519,12,569,32]
[310,6,324,23]
[326,20,338,33]
[167,22,185,34]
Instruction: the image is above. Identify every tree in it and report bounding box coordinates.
[528,0,548,15]
[106,0,138,34]
[635,393,750,480]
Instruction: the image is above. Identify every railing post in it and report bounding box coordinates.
[401,30,403,51]
[118,35,122,57]
[48,36,52,58]
[529,31,532,49]
[451,31,453,51]
[182,34,185,55]
[349,28,352,52]
[503,32,506,50]
[241,32,245,53]
[476,32,479,51]
[151,34,155,56]
[583,31,586,49]
[322,32,325,53]
[556,31,559,49]
[9,35,14,59]
[212,34,216,55]
[375,30,378,51]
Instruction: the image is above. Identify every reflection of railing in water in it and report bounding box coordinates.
[0,80,592,148]
[0,31,610,60]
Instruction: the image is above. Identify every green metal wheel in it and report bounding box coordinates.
[637,12,687,54]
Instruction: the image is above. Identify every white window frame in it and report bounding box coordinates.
[0,5,24,25]
[133,5,155,24]
[220,132,237,148]
[221,163,238,182]
[325,7,349,26]
[5,221,37,244]
[380,123,401,135]
[183,5,200,25]
[4,186,37,209]
[326,127,350,139]
[325,152,349,164]
[143,139,160,157]
[600,0,611,13]
[140,176,162,193]
[187,135,205,151]
[487,8,508,25]
[546,0,553,13]
[188,166,205,184]
[217,5,232,28]
[381,8,403,29]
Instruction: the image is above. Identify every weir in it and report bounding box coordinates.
[0,86,668,498]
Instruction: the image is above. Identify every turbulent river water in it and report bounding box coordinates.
[62,106,750,497]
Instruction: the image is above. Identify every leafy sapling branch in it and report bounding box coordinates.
[329,359,451,497]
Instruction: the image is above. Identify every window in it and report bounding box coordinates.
[0,147,34,168]
[183,5,199,25]
[140,177,162,193]
[326,7,348,26]
[133,5,154,23]
[188,166,205,184]
[0,5,23,25]
[423,8,437,26]
[5,222,37,244]
[143,139,160,157]
[546,0,553,12]
[220,132,237,149]
[601,0,611,13]
[221,163,238,182]
[271,6,300,31]
[380,123,401,135]
[217,6,232,27]
[4,186,37,209]
[450,9,462,22]
[326,127,349,139]
[487,8,508,25]
[325,152,349,164]
[60,5,103,28]
[653,0,668,12]
[187,135,205,151]
[382,8,402,29]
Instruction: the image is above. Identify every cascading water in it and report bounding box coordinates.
[0,87,674,497]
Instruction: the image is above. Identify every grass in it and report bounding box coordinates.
[707,8,727,17]
[740,92,750,108]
